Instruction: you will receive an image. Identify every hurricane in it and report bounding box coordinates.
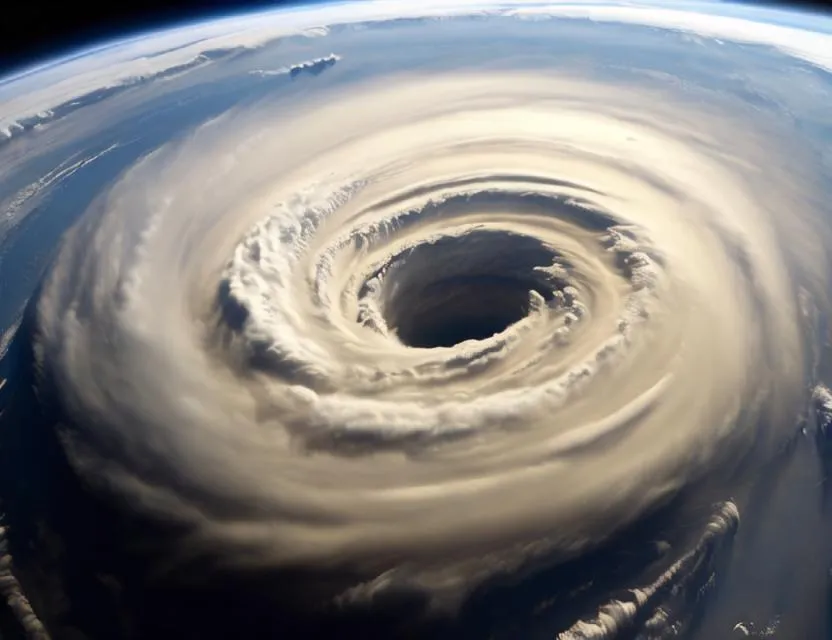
[2,2,832,639]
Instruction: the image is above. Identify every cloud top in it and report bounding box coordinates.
[31,69,827,622]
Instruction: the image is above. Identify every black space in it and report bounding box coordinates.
[1,0,832,78]
[0,0,315,78]
[735,0,832,9]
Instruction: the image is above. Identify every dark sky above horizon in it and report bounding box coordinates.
[0,0,310,78]
[0,0,830,78]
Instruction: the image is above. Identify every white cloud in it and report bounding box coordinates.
[250,53,341,78]
[1,1,831,142]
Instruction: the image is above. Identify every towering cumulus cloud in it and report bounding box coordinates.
[25,67,829,637]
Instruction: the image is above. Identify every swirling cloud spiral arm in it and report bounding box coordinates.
[34,72,820,611]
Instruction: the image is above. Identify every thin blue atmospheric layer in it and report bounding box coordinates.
[0,0,346,84]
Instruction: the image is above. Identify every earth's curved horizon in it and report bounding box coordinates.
[1,1,832,638]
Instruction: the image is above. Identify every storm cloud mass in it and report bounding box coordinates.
[2,2,832,639]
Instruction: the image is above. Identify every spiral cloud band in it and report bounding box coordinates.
[2,3,832,636]
[27,64,826,626]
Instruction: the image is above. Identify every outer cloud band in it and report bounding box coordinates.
[33,72,829,609]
